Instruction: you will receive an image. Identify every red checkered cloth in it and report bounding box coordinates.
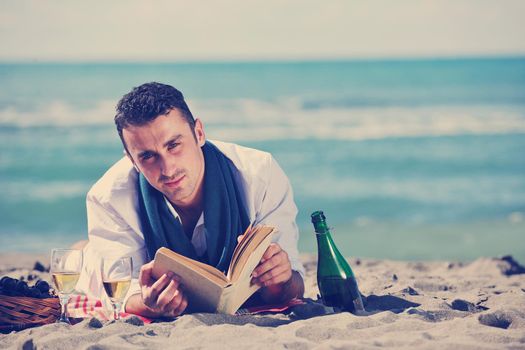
[67,295,305,321]
[67,294,153,323]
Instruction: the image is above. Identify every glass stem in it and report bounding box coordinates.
[59,294,70,323]
[112,301,122,320]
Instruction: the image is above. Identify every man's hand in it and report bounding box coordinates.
[251,243,304,303]
[125,261,187,318]
[252,243,292,287]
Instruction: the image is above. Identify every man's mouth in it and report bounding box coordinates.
[164,175,185,188]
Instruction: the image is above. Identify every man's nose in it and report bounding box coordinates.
[160,156,178,178]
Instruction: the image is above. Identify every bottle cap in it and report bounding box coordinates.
[311,210,326,224]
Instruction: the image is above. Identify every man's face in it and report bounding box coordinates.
[123,109,206,208]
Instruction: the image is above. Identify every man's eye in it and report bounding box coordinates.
[141,153,154,161]
[168,143,180,150]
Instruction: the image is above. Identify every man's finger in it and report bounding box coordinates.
[147,273,172,301]
[261,243,281,262]
[260,269,292,287]
[165,289,184,314]
[253,250,287,277]
[138,261,154,287]
[156,278,181,309]
[170,295,188,317]
[255,263,289,284]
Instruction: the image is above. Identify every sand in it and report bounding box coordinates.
[1,253,524,349]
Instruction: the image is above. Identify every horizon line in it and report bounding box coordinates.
[1,53,524,65]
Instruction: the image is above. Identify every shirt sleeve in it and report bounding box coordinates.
[76,192,148,310]
[256,156,305,278]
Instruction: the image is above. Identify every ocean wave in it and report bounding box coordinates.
[0,100,116,127]
[294,175,525,205]
[1,99,525,141]
[1,180,90,202]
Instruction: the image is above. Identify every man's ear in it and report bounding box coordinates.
[124,150,140,173]
[194,118,206,147]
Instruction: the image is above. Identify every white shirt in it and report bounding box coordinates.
[76,140,304,308]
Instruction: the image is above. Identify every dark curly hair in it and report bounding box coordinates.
[114,82,195,149]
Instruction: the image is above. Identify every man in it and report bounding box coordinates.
[76,82,304,318]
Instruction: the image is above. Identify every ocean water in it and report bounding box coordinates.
[1,58,524,261]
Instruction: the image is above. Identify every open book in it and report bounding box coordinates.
[152,225,275,314]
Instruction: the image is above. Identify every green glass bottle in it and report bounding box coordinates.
[311,210,365,313]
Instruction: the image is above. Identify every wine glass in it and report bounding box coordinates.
[50,249,83,324]
[101,256,132,320]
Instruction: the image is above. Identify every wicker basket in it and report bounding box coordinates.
[0,295,60,332]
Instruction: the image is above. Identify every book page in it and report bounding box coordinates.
[217,231,275,314]
[230,226,275,282]
[227,223,256,279]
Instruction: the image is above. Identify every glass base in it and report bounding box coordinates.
[56,316,71,324]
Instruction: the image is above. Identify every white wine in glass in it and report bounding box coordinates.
[52,272,81,294]
[103,280,131,301]
[50,249,83,324]
[101,256,132,320]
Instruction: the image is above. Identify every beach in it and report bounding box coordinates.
[1,253,524,349]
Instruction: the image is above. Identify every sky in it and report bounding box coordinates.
[0,0,524,62]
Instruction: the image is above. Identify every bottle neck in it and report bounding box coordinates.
[315,223,335,258]
[316,226,334,249]
[316,229,333,249]
[313,220,330,235]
